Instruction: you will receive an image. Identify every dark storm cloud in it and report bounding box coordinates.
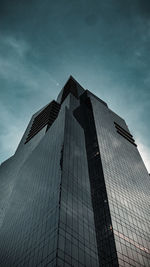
[139,0,150,16]
[0,0,150,171]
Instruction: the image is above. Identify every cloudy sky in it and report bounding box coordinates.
[0,0,150,172]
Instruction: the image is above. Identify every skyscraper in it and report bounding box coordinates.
[0,76,149,267]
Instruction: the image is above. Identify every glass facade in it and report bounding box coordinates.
[90,94,150,266]
[0,107,66,266]
[0,76,149,266]
[74,93,119,266]
[58,108,99,266]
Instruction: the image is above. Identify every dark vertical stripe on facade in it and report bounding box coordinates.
[74,92,119,266]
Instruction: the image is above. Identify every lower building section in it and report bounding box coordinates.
[0,106,100,267]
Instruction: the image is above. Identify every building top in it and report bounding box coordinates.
[57,75,108,107]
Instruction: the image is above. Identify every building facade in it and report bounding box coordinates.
[0,76,149,266]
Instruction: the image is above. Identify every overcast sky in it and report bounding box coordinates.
[0,0,150,172]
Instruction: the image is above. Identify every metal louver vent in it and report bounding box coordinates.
[114,122,137,147]
[25,101,60,144]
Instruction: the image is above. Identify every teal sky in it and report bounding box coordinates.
[0,0,150,172]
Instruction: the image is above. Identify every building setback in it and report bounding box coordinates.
[0,76,150,267]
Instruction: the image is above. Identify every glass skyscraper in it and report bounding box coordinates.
[0,76,149,266]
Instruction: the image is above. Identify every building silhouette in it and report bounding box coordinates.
[0,76,150,266]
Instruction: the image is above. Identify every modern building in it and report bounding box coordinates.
[0,76,149,267]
